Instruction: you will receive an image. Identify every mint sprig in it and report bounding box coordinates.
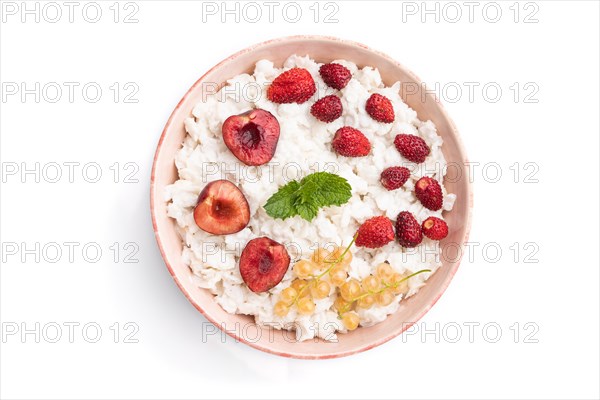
[261,180,300,220]
[264,172,352,221]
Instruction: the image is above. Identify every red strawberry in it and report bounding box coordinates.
[319,63,352,90]
[239,237,290,293]
[394,134,430,163]
[311,95,343,122]
[422,217,448,240]
[395,211,423,248]
[332,127,371,157]
[267,68,316,104]
[415,177,443,211]
[380,166,410,190]
[355,216,395,248]
[366,93,395,123]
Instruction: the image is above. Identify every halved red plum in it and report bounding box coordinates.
[193,180,250,235]
[222,109,280,166]
[239,237,290,293]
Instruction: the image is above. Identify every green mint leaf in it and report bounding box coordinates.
[297,172,352,207]
[294,201,319,221]
[263,172,352,221]
[263,180,300,220]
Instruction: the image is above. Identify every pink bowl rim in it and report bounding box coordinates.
[150,35,474,359]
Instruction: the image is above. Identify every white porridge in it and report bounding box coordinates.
[165,55,456,341]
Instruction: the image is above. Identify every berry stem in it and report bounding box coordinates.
[317,233,357,278]
[293,234,357,305]
[338,269,431,316]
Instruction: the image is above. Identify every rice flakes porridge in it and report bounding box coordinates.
[165,55,455,341]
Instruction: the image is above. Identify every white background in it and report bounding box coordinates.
[1,1,599,399]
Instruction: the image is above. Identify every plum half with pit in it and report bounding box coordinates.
[193,180,250,235]
[222,109,280,166]
[239,237,290,293]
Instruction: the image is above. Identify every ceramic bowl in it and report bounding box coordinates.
[151,35,473,359]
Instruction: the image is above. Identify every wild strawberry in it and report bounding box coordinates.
[319,63,352,90]
[310,95,343,122]
[415,177,443,211]
[239,237,290,293]
[366,93,394,123]
[355,216,395,248]
[380,166,410,190]
[394,134,430,163]
[422,217,448,240]
[267,68,316,104]
[331,127,371,157]
[395,211,423,248]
